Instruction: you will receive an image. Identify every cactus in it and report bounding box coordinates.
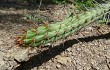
[16,2,110,47]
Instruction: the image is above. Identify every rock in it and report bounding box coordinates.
[56,56,72,65]
[48,60,52,63]
[45,65,51,69]
[31,67,37,70]
[86,27,93,31]
[9,7,15,11]
[66,57,72,63]
[0,40,3,45]
[66,48,71,52]
[56,64,61,69]
[57,57,67,65]
[14,49,29,62]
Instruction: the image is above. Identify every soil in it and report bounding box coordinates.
[0,2,110,70]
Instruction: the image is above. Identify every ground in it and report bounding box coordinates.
[0,2,110,70]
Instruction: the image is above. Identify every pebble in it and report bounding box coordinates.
[45,65,51,69]
[56,64,61,69]
[56,56,72,65]
[9,8,15,11]
[0,40,4,45]
[66,48,71,52]
[86,27,93,31]
[14,49,29,62]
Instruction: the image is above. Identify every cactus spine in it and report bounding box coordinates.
[17,2,110,47]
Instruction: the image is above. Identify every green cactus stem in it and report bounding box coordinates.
[16,2,110,47]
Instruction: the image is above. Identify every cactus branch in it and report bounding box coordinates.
[16,2,110,47]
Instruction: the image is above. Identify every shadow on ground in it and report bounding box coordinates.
[0,1,53,10]
[0,14,22,23]
[15,32,110,70]
[0,14,35,29]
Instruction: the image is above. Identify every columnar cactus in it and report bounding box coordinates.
[16,2,110,47]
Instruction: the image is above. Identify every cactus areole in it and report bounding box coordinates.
[16,3,110,47]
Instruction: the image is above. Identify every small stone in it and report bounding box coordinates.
[18,24,22,27]
[66,57,72,63]
[86,27,93,31]
[57,58,67,65]
[31,67,37,70]
[76,47,82,51]
[56,13,60,15]
[0,40,3,45]
[48,60,52,63]
[45,65,51,69]
[56,56,71,65]
[56,64,61,69]
[66,48,71,52]
[9,8,15,10]
[14,49,29,62]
